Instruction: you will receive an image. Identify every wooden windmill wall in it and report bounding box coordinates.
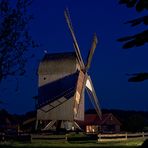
[37,52,84,121]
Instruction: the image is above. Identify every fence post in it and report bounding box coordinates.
[2,133,5,142]
[65,134,68,141]
[142,132,144,138]
[98,133,101,141]
[30,134,32,143]
[125,132,127,140]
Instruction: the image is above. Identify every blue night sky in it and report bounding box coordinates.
[0,0,148,114]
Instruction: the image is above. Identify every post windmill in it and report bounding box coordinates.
[36,9,101,131]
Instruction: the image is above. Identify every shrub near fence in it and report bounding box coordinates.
[0,132,31,142]
[98,132,148,142]
[0,133,5,142]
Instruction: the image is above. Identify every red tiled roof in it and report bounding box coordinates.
[76,113,122,127]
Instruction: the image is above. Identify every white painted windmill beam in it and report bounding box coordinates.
[86,75,102,118]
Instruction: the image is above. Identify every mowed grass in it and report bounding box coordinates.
[0,139,145,148]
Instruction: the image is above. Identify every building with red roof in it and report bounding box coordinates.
[77,113,122,133]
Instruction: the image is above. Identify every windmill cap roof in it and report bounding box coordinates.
[41,52,76,62]
[38,52,78,75]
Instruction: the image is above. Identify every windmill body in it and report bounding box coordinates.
[37,52,84,122]
[36,9,101,131]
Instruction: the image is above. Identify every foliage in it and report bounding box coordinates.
[127,73,148,82]
[118,0,148,82]
[126,113,145,132]
[0,99,3,104]
[0,0,37,82]
[119,0,148,12]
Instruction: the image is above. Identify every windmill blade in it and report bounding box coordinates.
[73,71,86,119]
[86,34,98,71]
[64,9,85,69]
[85,75,102,118]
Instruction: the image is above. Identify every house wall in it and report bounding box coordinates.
[101,124,120,133]
[86,125,99,133]
[115,125,120,132]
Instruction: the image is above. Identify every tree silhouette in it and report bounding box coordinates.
[126,113,145,132]
[0,0,37,82]
[118,0,148,82]
[0,99,3,104]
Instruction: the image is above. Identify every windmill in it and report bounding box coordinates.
[36,9,101,131]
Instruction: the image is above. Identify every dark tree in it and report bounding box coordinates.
[0,0,37,82]
[118,0,148,82]
[0,100,3,104]
[125,113,145,132]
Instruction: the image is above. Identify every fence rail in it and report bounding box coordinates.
[98,132,148,142]
[1,132,148,142]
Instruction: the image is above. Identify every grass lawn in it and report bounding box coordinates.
[0,139,145,148]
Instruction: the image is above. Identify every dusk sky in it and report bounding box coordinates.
[0,0,148,114]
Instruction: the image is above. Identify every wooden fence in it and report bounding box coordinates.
[1,132,148,142]
[98,132,148,142]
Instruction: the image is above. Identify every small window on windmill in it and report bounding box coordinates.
[110,116,113,121]
[43,77,46,80]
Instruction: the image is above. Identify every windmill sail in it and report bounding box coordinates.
[73,71,85,120]
[86,34,98,71]
[64,9,85,69]
[86,76,102,118]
